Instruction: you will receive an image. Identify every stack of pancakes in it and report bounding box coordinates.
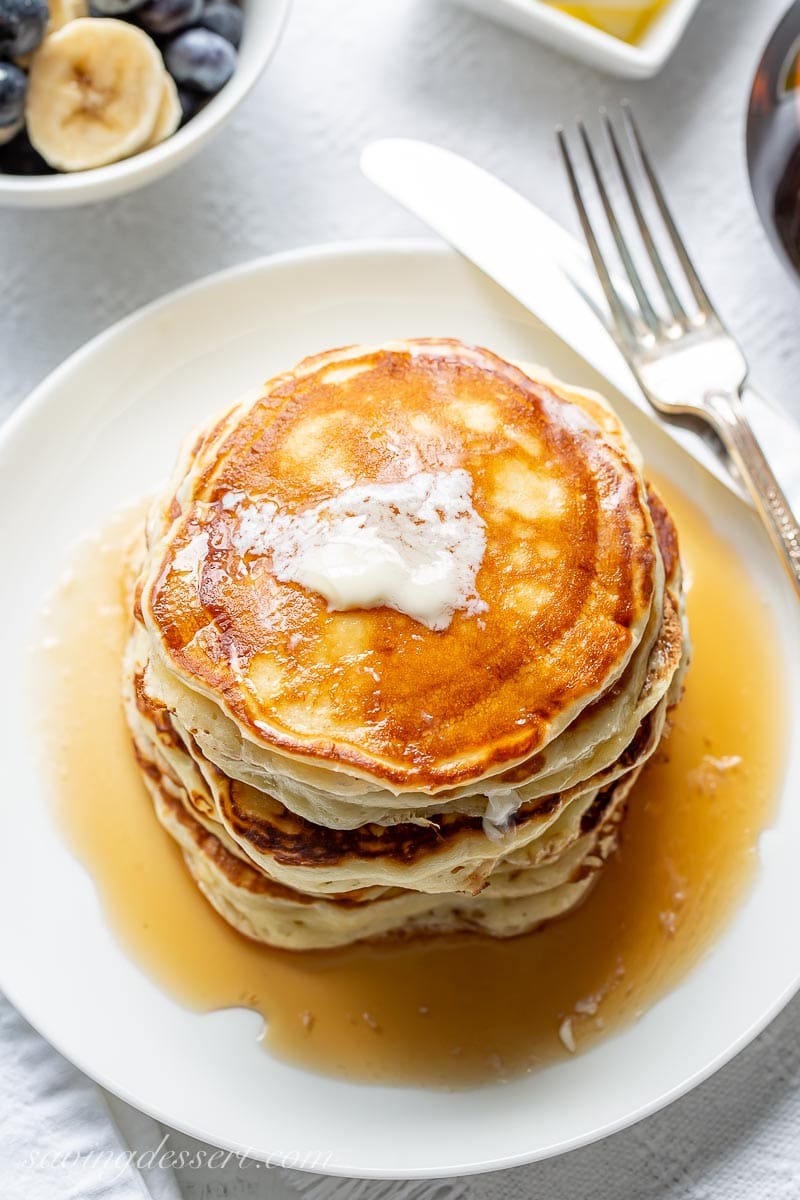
[124,339,689,950]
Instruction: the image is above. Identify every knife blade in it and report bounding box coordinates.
[361,137,800,505]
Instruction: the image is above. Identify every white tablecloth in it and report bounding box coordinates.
[2,0,799,1195]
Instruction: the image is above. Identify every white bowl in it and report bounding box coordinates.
[453,0,704,78]
[0,0,291,209]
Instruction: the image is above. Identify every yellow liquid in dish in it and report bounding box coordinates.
[546,1,669,43]
[38,476,788,1088]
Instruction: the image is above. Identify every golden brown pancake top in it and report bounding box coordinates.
[142,340,658,790]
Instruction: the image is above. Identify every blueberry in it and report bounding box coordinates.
[0,127,55,175]
[138,0,202,35]
[0,62,26,129]
[0,0,48,56]
[165,27,236,94]
[89,0,147,13]
[198,0,242,48]
[177,86,207,126]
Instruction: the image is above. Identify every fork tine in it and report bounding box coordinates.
[577,121,661,335]
[621,102,714,318]
[556,127,641,349]
[603,111,688,327]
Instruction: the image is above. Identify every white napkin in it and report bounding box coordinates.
[0,993,182,1200]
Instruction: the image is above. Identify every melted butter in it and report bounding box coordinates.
[38,477,788,1088]
[229,469,487,632]
[545,0,670,43]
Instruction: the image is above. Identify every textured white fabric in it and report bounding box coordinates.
[0,994,182,1200]
[2,0,800,1196]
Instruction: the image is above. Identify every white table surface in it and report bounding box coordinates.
[3,0,800,1196]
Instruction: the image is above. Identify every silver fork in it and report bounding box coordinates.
[557,103,800,599]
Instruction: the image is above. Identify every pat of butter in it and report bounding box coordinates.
[230,469,488,632]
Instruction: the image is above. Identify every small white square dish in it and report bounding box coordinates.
[452,0,704,78]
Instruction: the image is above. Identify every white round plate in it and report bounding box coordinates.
[1,242,798,1180]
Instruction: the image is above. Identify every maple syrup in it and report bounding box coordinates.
[37,478,787,1088]
[748,1,800,279]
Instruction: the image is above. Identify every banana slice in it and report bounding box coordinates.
[48,0,90,33]
[144,71,182,149]
[26,18,164,172]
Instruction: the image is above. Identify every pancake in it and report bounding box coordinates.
[122,340,690,950]
[144,751,637,951]
[144,571,678,833]
[138,340,660,799]
[124,571,682,896]
[136,556,669,829]
[125,626,667,898]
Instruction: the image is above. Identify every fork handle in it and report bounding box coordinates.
[705,389,800,598]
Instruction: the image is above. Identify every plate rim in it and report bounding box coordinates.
[2,238,799,1181]
[0,239,442,454]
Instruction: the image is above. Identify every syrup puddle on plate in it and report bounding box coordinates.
[35,477,788,1088]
